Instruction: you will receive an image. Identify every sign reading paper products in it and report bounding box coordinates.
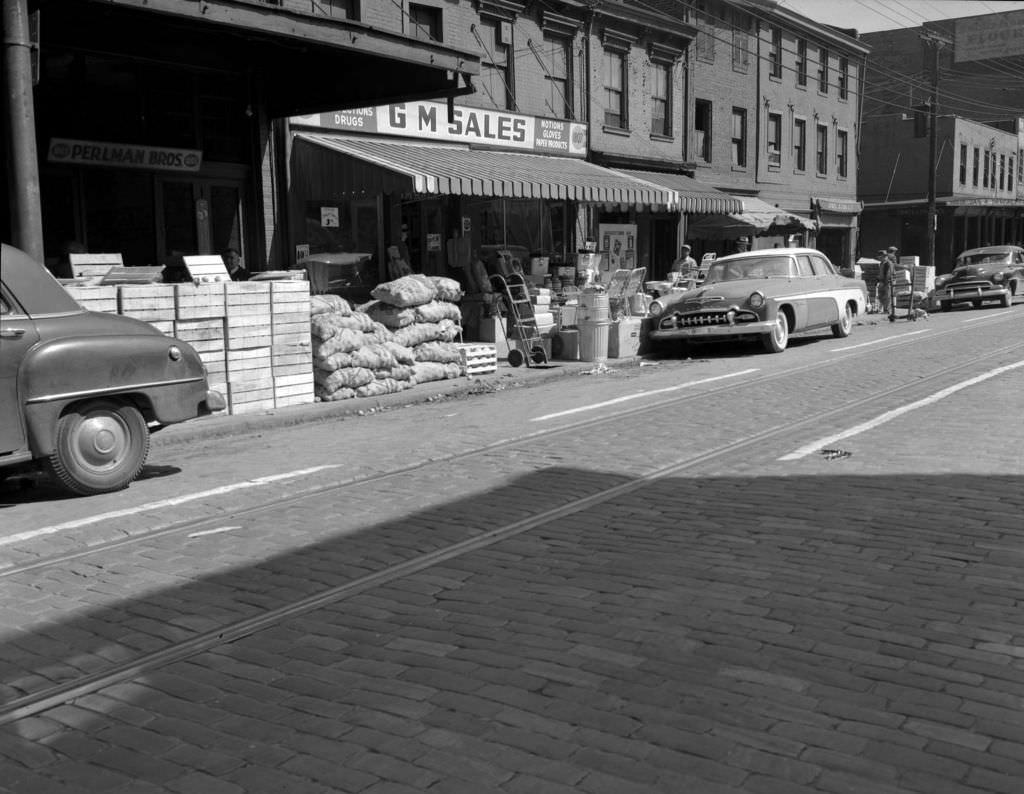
[291,101,588,158]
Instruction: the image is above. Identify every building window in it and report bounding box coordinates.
[838,56,849,99]
[816,124,828,174]
[769,26,782,79]
[818,47,829,93]
[973,147,980,186]
[794,118,807,171]
[315,0,357,19]
[767,112,781,167]
[541,34,573,119]
[796,39,808,86]
[651,61,671,137]
[837,129,848,177]
[959,143,968,185]
[732,107,747,167]
[732,10,750,72]
[476,19,512,110]
[1010,156,1015,191]
[695,0,715,63]
[695,99,712,162]
[409,4,442,42]
[984,151,990,187]
[603,48,627,129]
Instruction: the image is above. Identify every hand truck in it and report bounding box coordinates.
[489,273,550,367]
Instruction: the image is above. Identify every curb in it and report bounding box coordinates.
[151,356,640,449]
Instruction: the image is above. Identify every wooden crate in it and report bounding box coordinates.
[148,320,175,337]
[63,285,119,313]
[118,284,176,322]
[225,282,272,350]
[274,372,314,408]
[175,283,226,319]
[173,318,226,354]
[457,343,498,376]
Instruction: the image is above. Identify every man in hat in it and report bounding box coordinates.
[670,243,698,278]
[879,245,899,315]
[734,236,750,253]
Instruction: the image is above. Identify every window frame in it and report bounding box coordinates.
[409,3,442,42]
[769,26,783,79]
[959,143,968,185]
[476,15,513,111]
[732,107,748,168]
[836,128,848,178]
[540,32,573,119]
[695,99,712,163]
[767,111,782,168]
[973,147,980,187]
[838,55,849,100]
[602,44,628,130]
[650,59,672,138]
[796,39,808,87]
[815,123,828,175]
[817,46,829,94]
[793,117,807,172]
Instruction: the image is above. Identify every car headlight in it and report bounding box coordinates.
[993,272,1004,283]
[748,291,765,308]
[648,301,664,318]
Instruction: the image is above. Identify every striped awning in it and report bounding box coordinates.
[687,195,818,240]
[293,133,679,208]
[611,168,743,215]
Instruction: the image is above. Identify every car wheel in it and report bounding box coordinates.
[831,303,853,338]
[45,399,150,495]
[940,300,952,312]
[762,311,789,353]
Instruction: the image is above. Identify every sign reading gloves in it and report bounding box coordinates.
[293,100,588,158]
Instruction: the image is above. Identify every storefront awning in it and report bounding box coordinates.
[814,196,863,214]
[609,169,743,214]
[293,133,680,208]
[686,195,817,240]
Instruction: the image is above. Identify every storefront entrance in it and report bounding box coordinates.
[157,174,246,264]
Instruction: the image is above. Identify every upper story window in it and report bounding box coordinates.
[732,10,751,73]
[316,0,357,19]
[767,112,781,167]
[695,99,712,162]
[818,46,830,93]
[984,150,990,187]
[732,107,747,167]
[794,118,807,171]
[475,18,512,110]
[816,123,828,175]
[796,39,808,86]
[837,129,848,177]
[959,143,968,185]
[409,3,442,42]
[973,147,980,186]
[838,56,849,99]
[1000,154,1007,190]
[769,26,783,79]
[1010,156,1015,191]
[540,34,573,119]
[695,0,714,63]
[650,61,671,137]
[603,48,627,129]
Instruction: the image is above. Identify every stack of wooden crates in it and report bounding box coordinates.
[64,281,314,415]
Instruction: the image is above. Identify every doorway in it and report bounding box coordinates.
[157,176,245,265]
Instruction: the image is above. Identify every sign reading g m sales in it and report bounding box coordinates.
[291,101,588,158]
[48,138,203,172]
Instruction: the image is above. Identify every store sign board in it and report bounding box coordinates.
[955,11,1024,62]
[292,101,588,158]
[48,138,203,172]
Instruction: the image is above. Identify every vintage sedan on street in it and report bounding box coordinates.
[647,248,867,354]
[935,245,1023,310]
[1,243,225,495]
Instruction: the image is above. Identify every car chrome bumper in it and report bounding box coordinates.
[943,285,1009,301]
[649,320,774,340]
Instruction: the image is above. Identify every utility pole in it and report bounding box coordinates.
[921,31,951,271]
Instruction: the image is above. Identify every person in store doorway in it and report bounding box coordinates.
[734,236,750,253]
[222,247,249,281]
[670,243,698,278]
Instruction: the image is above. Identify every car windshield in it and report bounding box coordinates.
[703,256,793,283]
[958,251,1011,267]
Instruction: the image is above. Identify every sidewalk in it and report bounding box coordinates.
[153,356,639,449]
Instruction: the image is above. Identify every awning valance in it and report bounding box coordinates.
[610,169,743,214]
[293,133,680,208]
[686,195,817,240]
[813,196,863,214]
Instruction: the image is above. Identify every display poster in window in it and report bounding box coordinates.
[598,223,637,272]
[321,207,340,228]
[427,233,442,252]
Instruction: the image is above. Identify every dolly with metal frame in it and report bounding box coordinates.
[489,273,549,367]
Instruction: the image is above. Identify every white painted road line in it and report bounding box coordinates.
[188,526,243,539]
[830,329,930,352]
[779,359,1024,461]
[962,310,1013,323]
[532,369,759,422]
[0,465,344,549]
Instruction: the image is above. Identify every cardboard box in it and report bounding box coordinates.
[608,317,642,358]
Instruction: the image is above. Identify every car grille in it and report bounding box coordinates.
[659,310,758,330]
[946,279,995,297]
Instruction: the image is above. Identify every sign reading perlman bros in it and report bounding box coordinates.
[48,138,203,172]
[292,101,588,158]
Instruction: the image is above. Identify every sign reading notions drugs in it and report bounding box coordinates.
[291,101,588,158]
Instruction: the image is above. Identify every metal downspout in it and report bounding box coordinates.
[3,0,43,259]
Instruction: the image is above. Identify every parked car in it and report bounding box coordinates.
[935,245,1024,310]
[646,248,867,354]
[1,243,225,495]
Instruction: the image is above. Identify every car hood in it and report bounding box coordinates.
[948,264,1003,280]
[657,279,781,312]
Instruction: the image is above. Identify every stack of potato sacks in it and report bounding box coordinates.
[311,274,465,402]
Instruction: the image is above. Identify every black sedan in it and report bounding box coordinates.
[936,245,1024,310]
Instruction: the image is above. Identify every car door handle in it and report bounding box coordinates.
[0,328,27,338]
